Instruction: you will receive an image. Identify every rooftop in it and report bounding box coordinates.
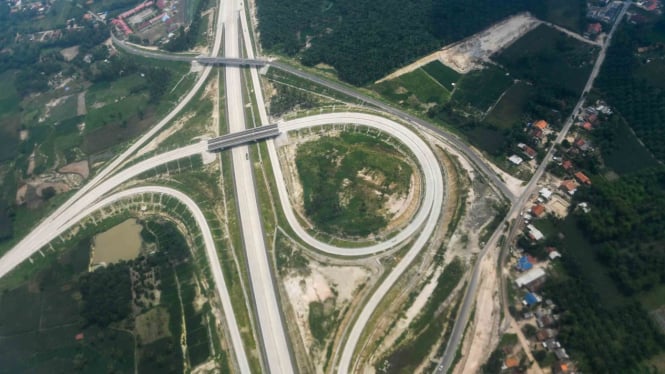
[533,119,548,130]
[516,267,546,288]
[575,171,591,185]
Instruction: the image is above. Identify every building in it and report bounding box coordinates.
[561,159,573,171]
[582,121,593,131]
[527,224,545,241]
[587,22,602,34]
[531,128,544,141]
[503,357,519,370]
[560,179,577,195]
[516,267,546,288]
[517,255,533,271]
[523,145,537,159]
[508,155,524,165]
[539,188,553,200]
[531,204,546,218]
[554,348,570,361]
[574,138,592,152]
[523,292,542,306]
[574,171,591,185]
[536,328,556,341]
[533,120,549,130]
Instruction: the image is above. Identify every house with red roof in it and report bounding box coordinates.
[587,22,602,34]
[560,179,577,195]
[575,171,591,185]
[531,204,546,218]
[533,120,548,130]
[561,160,573,171]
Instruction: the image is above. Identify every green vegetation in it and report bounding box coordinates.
[410,258,465,333]
[595,20,665,161]
[481,334,520,373]
[256,0,550,85]
[590,113,659,175]
[308,299,338,343]
[452,66,513,112]
[0,239,135,373]
[269,84,317,117]
[575,168,665,296]
[295,131,413,237]
[421,61,460,89]
[275,233,310,276]
[164,0,210,51]
[0,214,220,373]
[494,24,598,101]
[532,0,586,33]
[485,82,535,129]
[0,51,190,248]
[373,68,452,109]
[377,258,465,373]
[79,262,132,327]
[544,256,665,373]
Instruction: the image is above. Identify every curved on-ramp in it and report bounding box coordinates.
[42,186,252,373]
[274,112,444,257]
[270,113,445,372]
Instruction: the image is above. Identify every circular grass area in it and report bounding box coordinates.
[295,131,414,238]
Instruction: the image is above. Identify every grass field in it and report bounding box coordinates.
[494,24,598,98]
[296,130,413,237]
[373,68,451,108]
[452,66,513,112]
[485,82,534,129]
[421,61,460,90]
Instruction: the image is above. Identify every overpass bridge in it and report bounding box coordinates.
[196,56,268,67]
[207,124,280,152]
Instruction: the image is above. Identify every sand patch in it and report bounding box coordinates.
[60,45,80,62]
[59,160,90,179]
[377,12,540,83]
[283,263,370,349]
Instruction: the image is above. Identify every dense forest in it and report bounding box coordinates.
[575,168,665,295]
[255,0,582,85]
[79,262,132,327]
[544,256,665,373]
[595,20,665,161]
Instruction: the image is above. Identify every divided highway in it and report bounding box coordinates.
[220,0,294,371]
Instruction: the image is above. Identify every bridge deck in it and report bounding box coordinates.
[196,56,268,66]
[207,125,279,151]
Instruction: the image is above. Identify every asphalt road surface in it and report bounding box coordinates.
[221,0,295,372]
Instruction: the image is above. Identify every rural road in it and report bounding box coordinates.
[435,2,630,372]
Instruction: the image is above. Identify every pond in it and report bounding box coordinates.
[92,219,143,265]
